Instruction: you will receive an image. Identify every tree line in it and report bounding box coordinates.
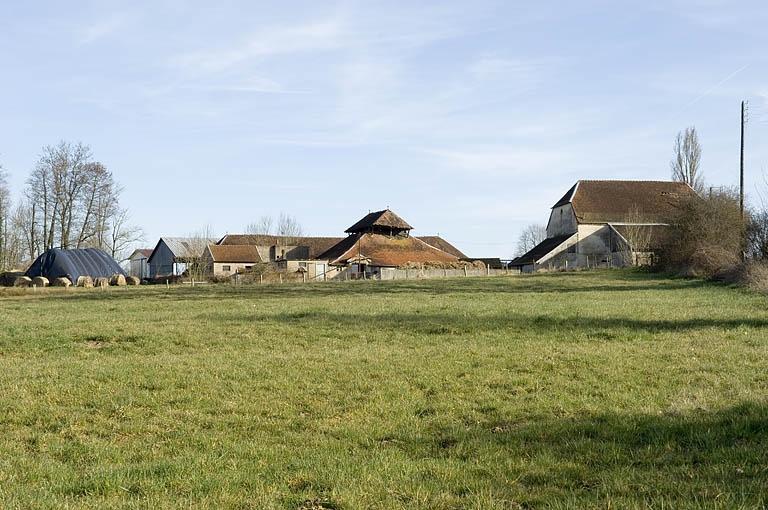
[0,141,143,272]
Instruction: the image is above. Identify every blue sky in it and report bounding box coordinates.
[2,1,768,257]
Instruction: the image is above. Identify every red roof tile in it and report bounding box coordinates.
[558,180,698,224]
[320,233,459,267]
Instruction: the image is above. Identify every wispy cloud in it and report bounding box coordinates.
[170,20,345,75]
[78,16,124,44]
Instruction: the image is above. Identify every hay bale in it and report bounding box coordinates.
[51,277,72,287]
[109,274,126,286]
[32,276,49,288]
[94,277,110,288]
[77,276,94,288]
[126,275,141,286]
[14,276,32,287]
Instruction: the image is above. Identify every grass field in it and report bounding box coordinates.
[1,271,767,508]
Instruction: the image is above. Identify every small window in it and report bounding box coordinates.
[299,262,307,268]
[222,265,231,271]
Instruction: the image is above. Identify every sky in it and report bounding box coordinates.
[2,1,768,258]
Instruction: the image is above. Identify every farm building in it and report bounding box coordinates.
[216,234,343,262]
[510,180,698,272]
[317,209,462,278]
[147,237,217,278]
[127,249,153,279]
[25,248,125,283]
[202,245,262,276]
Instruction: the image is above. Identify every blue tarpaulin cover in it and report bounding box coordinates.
[25,248,125,283]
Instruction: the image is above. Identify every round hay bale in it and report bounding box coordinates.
[125,275,141,286]
[32,276,49,287]
[109,274,127,286]
[14,276,32,287]
[94,277,110,288]
[51,277,72,287]
[77,276,94,288]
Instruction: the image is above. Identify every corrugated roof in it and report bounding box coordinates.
[161,237,218,258]
[555,180,697,224]
[207,245,263,263]
[320,233,459,267]
[345,209,413,234]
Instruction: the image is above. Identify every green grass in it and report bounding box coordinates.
[0,271,766,508]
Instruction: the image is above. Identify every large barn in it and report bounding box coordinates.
[510,180,698,272]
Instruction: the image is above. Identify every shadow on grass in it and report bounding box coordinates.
[204,308,768,338]
[44,270,715,303]
[411,401,768,505]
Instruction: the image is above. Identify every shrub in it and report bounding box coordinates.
[718,261,768,292]
[660,188,744,277]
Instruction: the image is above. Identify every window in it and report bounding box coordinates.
[222,265,231,271]
[299,262,307,268]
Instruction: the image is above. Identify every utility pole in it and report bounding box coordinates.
[740,100,748,263]
[740,100,746,220]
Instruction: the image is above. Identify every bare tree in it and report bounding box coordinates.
[671,126,704,194]
[276,212,303,237]
[0,165,13,270]
[25,141,92,251]
[21,141,143,261]
[76,162,118,249]
[245,213,304,243]
[107,207,145,262]
[618,205,654,266]
[184,225,216,281]
[514,224,546,257]
[245,215,274,235]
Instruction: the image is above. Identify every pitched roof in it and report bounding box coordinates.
[129,249,154,259]
[207,245,263,263]
[345,209,413,234]
[417,236,467,258]
[319,232,459,267]
[556,180,697,224]
[154,237,218,260]
[509,234,575,267]
[217,234,343,259]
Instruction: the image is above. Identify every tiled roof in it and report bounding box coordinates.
[345,209,413,234]
[556,180,697,224]
[417,236,467,258]
[319,233,459,267]
[207,245,263,263]
[217,234,343,259]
